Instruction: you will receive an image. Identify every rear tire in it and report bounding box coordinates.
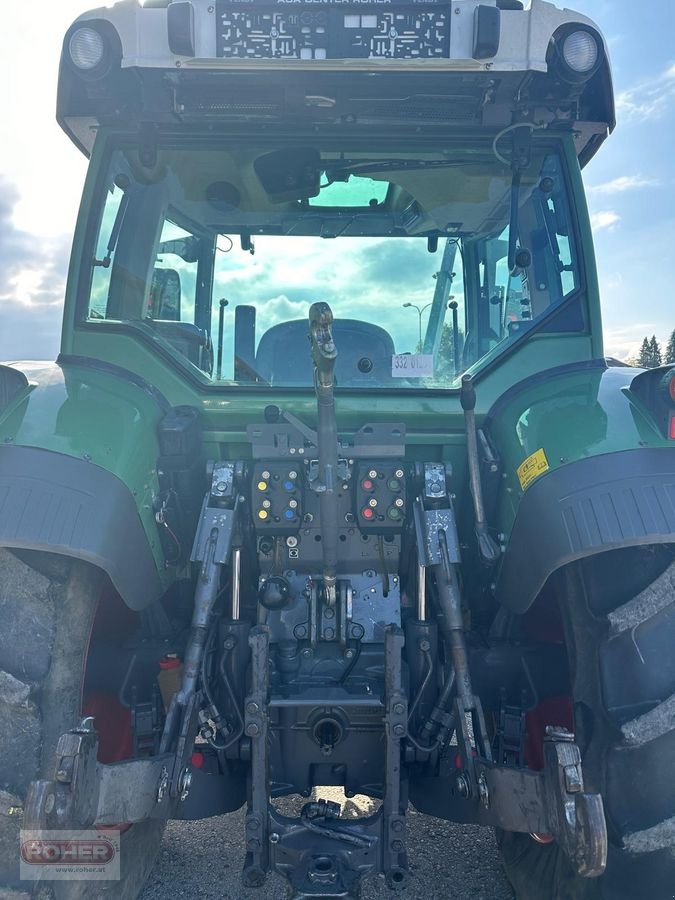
[499,546,675,900]
[0,548,164,898]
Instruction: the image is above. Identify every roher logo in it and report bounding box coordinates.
[20,830,121,881]
[21,838,116,865]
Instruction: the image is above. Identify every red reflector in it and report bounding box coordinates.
[362,507,374,520]
[530,832,555,845]
[669,413,675,440]
[361,479,374,491]
[191,752,205,769]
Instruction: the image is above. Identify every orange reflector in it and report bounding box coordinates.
[669,413,675,440]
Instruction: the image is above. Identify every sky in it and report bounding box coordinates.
[0,0,674,362]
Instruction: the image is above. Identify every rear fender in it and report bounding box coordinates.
[486,361,675,613]
[0,444,163,611]
[0,360,173,610]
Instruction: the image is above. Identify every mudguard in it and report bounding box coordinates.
[487,361,675,613]
[0,359,171,609]
[0,444,163,611]
[494,447,675,613]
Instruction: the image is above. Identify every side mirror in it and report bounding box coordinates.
[150,268,181,321]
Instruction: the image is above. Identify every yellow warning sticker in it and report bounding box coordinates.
[517,448,550,492]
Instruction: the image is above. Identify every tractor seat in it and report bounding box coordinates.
[255,319,395,387]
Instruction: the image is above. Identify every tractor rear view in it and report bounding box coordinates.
[1,1,675,898]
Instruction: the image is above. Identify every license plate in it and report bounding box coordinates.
[215,0,451,61]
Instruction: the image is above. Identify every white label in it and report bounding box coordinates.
[391,354,434,378]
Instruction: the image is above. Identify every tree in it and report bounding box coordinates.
[637,336,652,368]
[650,335,662,367]
[665,329,675,365]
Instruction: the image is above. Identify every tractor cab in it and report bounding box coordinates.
[58,0,614,403]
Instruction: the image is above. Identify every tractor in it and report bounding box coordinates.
[1,0,674,897]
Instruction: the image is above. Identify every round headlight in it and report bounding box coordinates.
[562,31,599,74]
[69,27,106,71]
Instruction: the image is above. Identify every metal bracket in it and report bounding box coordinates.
[543,727,607,878]
[413,496,461,568]
[24,718,175,832]
[464,729,607,878]
[243,626,271,887]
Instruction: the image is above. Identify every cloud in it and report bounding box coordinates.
[590,211,621,232]
[588,175,658,195]
[616,61,675,124]
[0,175,68,361]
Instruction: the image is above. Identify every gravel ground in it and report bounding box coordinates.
[140,791,513,900]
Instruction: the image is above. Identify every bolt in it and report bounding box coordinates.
[393,724,406,737]
[269,832,280,844]
[391,839,404,852]
[302,648,314,659]
[391,819,404,833]
[344,648,355,659]
[290,447,296,455]
[216,481,227,493]
[246,702,260,715]
[455,774,470,799]
[478,772,490,810]
[324,627,335,640]
[247,838,261,851]
[246,723,260,738]
[247,817,261,830]
[179,768,193,802]
[418,638,431,652]
[324,606,335,619]
[157,767,170,802]
[289,471,298,479]
[223,635,236,650]
[44,794,55,815]
[55,768,70,784]
[395,469,404,479]
[393,702,405,715]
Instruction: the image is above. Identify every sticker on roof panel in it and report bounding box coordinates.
[517,448,550,492]
[392,354,434,378]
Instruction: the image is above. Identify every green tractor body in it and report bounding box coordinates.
[1,1,674,897]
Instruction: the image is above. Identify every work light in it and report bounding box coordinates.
[68,26,106,71]
[562,31,599,74]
